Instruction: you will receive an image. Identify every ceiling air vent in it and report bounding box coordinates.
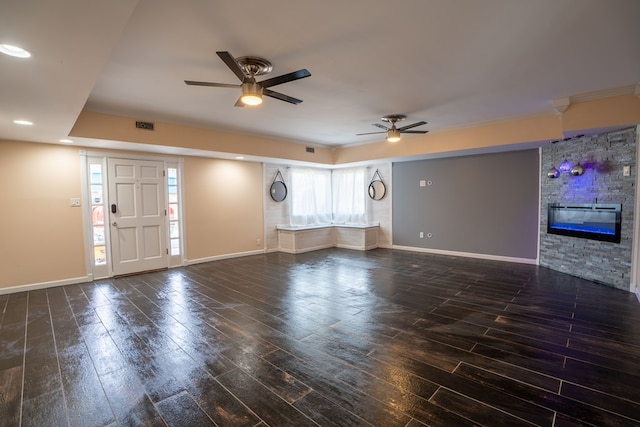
[135,120,154,131]
[306,147,315,153]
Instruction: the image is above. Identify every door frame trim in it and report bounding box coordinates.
[80,150,185,279]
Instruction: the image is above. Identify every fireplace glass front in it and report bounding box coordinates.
[547,203,621,243]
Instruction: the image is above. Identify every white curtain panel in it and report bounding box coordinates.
[332,168,366,224]
[290,167,332,225]
[289,167,368,226]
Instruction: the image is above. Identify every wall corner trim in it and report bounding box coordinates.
[552,97,571,115]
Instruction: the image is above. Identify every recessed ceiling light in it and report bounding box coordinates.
[59,139,73,144]
[0,44,31,58]
[13,119,33,126]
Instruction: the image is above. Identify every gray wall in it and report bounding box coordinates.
[392,149,540,260]
[540,128,636,290]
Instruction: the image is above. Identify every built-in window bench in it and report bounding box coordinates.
[276,223,379,254]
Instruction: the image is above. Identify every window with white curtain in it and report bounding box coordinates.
[332,168,366,224]
[290,167,332,225]
[290,167,367,225]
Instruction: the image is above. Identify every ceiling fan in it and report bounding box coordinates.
[184,51,311,107]
[357,114,428,142]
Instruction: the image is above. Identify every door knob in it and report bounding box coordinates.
[112,221,117,227]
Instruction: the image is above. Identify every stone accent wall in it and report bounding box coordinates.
[540,127,636,290]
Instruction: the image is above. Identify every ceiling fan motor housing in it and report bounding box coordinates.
[382,114,406,124]
[236,56,273,76]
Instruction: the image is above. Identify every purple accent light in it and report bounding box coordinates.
[558,160,573,173]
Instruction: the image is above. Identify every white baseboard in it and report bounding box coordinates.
[278,244,335,254]
[336,243,378,251]
[635,286,640,303]
[391,245,539,265]
[185,249,265,266]
[0,275,92,295]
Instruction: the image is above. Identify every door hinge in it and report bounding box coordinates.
[163,170,166,177]
[166,248,169,255]
[165,209,167,216]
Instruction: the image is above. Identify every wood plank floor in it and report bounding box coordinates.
[2,248,640,426]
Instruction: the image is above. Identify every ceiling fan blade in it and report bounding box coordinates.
[216,51,247,82]
[356,131,386,136]
[397,121,427,132]
[372,123,389,130]
[234,97,245,107]
[400,130,429,134]
[263,89,303,105]
[184,80,240,88]
[259,69,311,88]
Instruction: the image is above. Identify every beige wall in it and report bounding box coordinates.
[183,157,264,261]
[71,111,335,165]
[71,95,640,167]
[0,140,86,289]
[335,95,640,165]
[2,92,639,291]
[0,141,266,290]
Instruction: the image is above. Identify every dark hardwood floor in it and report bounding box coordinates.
[2,248,640,426]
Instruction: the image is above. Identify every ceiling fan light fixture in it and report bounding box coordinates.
[241,81,263,106]
[386,128,401,142]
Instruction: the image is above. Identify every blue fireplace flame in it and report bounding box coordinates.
[547,203,621,243]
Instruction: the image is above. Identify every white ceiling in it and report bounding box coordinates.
[2,0,640,150]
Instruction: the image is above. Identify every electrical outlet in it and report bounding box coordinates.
[256,238,261,246]
[419,180,426,187]
[623,165,631,176]
[419,232,424,238]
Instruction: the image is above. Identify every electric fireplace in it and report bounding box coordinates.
[547,203,621,243]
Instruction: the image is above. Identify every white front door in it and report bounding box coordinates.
[108,158,167,276]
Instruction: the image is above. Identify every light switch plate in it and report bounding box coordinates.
[623,165,631,176]
[70,198,81,207]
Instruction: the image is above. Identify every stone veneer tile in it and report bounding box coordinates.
[539,127,636,290]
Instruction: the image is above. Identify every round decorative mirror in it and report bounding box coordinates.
[368,180,386,200]
[270,180,287,202]
[270,170,287,202]
[368,169,386,200]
